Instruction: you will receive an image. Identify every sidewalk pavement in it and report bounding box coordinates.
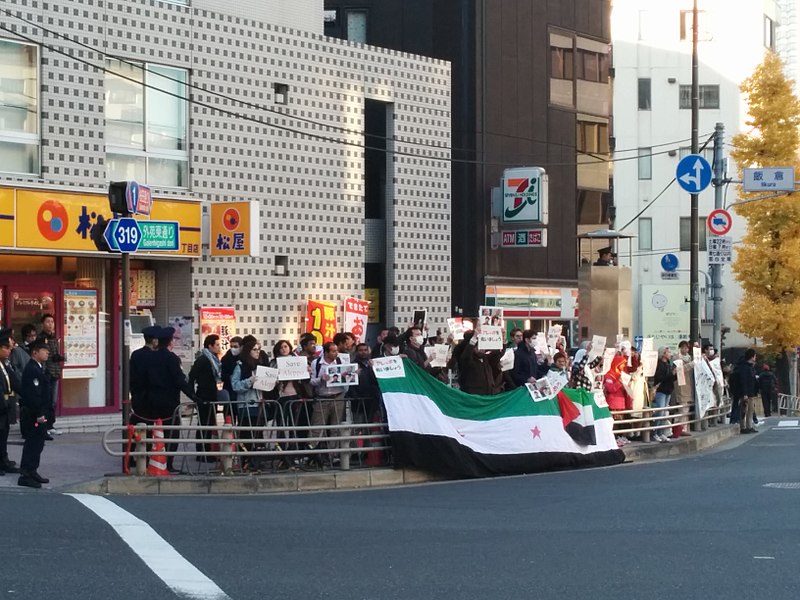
[0,422,744,496]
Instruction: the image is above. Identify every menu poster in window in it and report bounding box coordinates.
[169,315,195,365]
[117,269,157,308]
[199,307,236,352]
[63,289,98,368]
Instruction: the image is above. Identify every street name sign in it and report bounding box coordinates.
[743,167,795,192]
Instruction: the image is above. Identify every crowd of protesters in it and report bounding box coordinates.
[125,318,785,472]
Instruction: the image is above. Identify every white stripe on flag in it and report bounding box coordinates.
[383,391,617,455]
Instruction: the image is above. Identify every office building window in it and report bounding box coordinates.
[551,47,574,80]
[346,9,368,43]
[575,50,609,82]
[0,40,39,175]
[638,78,651,110]
[764,15,776,50]
[105,59,189,188]
[639,218,652,251]
[638,148,652,180]
[678,146,714,163]
[680,217,707,251]
[679,84,719,109]
[576,121,609,154]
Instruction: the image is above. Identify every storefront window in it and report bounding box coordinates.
[0,40,39,175]
[105,59,189,188]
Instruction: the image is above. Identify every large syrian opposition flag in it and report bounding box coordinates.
[378,359,625,478]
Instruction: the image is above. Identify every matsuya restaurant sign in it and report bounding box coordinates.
[501,167,549,224]
[209,200,260,257]
[0,186,201,257]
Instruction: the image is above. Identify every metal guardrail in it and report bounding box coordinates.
[777,393,800,416]
[104,397,391,476]
[611,398,732,442]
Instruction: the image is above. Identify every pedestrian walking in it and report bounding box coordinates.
[758,364,776,418]
[731,349,758,433]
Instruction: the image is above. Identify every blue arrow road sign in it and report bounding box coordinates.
[114,217,141,253]
[676,154,712,193]
[103,218,120,251]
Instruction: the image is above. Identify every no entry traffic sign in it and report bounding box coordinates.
[707,209,732,236]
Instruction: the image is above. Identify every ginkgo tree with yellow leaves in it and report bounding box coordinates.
[730,51,800,378]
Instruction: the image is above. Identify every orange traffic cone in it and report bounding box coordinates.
[147,419,172,477]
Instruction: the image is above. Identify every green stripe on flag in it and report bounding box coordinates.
[377,359,612,422]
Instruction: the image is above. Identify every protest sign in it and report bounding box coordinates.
[500,348,515,371]
[588,335,607,361]
[325,363,359,387]
[641,350,659,377]
[601,347,616,375]
[373,356,406,379]
[276,355,310,381]
[253,366,279,392]
[477,326,504,351]
[676,360,686,386]
[447,317,465,341]
[547,325,563,349]
[641,337,654,353]
[478,306,504,327]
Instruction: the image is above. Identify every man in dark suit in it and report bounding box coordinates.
[129,325,161,422]
[141,327,197,472]
[18,340,52,488]
[189,334,226,460]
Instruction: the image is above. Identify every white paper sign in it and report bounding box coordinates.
[602,347,617,375]
[547,325,563,349]
[676,360,686,386]
[545,370,568,394]
[500,348,515,371]
[641,337,654,353]
[588,335,607,361]
[477,326,504,351]
[253,366,279,391]
[447,317,465,341]
[372,356,406,379]
[641,350,659,377]
[525,377,554,402]
[534,332,549,355]
[478,306,504,327]
[431,344,449,367]
[325,363,358,387]
[692,347,702,363]
[276,355,310,381]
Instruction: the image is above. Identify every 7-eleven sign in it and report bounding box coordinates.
[502,167,549,224]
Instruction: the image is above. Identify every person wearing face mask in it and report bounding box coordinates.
[512,329,539,388]
[220,336,243,421]
[401,327,429,370]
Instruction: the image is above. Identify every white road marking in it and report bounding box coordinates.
[777,420,799,427]
[753,556,775,560]
[68,494,231,600]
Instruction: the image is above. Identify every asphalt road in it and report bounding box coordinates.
[3,420,800,600]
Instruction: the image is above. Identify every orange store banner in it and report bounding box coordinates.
[199,307,237,352]
[209,201,259,257]
[1,186,201,257]
[306,299,337,345]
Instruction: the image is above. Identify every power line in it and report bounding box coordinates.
[0,10,709,168]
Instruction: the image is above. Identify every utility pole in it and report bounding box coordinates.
[711,122,724,352]
[689,0,701,343]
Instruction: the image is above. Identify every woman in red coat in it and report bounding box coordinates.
[603,355,630,447]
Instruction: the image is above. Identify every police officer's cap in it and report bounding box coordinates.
[156,326,175,340]
[597,246,612,255]
[142,325,160,339]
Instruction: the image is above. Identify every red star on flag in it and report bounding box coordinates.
[531,426,541,439]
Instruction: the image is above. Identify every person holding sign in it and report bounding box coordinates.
[401,327,429,370]
[309,342,347,466]
[454,330,503,395]
[652,347,677,443]
[671,341,695,439]
[231,339,266,470]
[512,330,545,388]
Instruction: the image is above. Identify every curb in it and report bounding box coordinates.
[63,467,452,496]
[622,423,739,462]
[62,425,741,496]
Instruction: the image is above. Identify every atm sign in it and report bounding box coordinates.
[501,229,547,248]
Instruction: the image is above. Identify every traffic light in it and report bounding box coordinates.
[108,181,129,214]
[90,214,111,252]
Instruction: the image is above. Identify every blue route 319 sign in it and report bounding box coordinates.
[676,154,712,193]
[114,217,141,252]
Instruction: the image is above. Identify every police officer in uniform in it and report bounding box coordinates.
[18,340,53,488]
[0,335,21,475]
[129,325,161,423]
[141,326,197,472]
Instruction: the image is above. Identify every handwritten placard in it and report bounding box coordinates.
[447,317,465,341]
[253,366,278,391]
[547,325,563,349]
[676,360,686,386]
[276,355,310,381]
[641,337,654,353]
[588,335,607,361]
[525,377,554,402]
[692,347,702,363]
[477,326,504,351]
[373,356,406,379]
[425,345,449,368]
[641,350,659,377]
[602,347,617,375]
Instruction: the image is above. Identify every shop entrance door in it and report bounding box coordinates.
[1,276,63,410]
